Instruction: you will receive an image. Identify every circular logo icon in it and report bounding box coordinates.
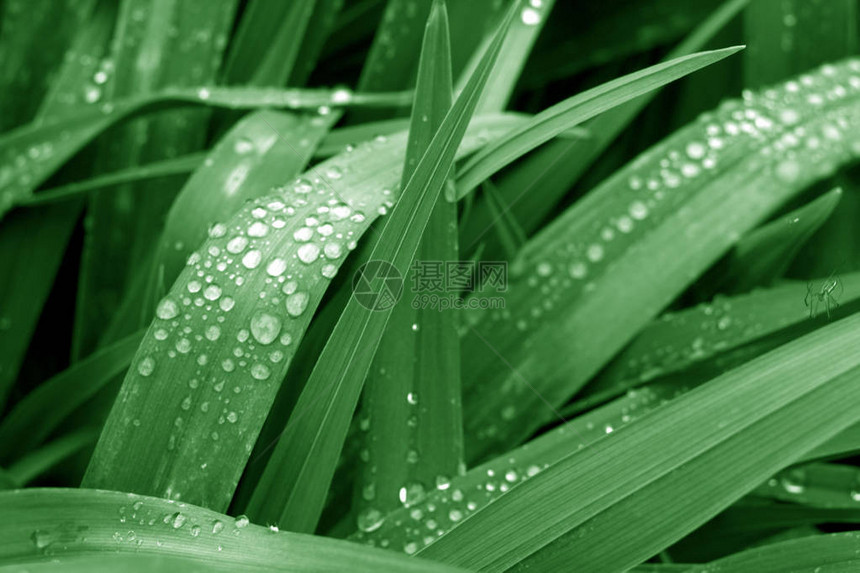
[352,260,403,311]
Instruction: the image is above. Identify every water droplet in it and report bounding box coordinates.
[242,250,262,269]
[227,236,248,254]
[248,222,268,237]
[170,512,186,529]
[220,297,236,312]
[286,292,309,317]
[138,356,155,377]
[398,482,426,506]
[267,258,287,276]
[156,298,180,320]
[357,507,384,532]
[251,363,271,380]
[297,244,320,264]
[204,284,222,301]
[250,311,282,345]
[521,7,540,25]
[234,515,250,528]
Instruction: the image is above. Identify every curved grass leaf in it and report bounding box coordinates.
[353,0,460,524]
[80,115,518,511]
[0,489,465,573]
[0,331,143,464]
[754,462,860,509]
[350,372,680,549]
[578,271,860,410]
[455,46,745,198]
[460,57,860,463]
[459,0,749,257]
[684,532,860,573]
[245,0,518,533]
[708,187,842,295]
[4,431,97,486]
[221,0,317,87]
[0,0,95,131]
[0,87,411,217]
[419,313,860,571]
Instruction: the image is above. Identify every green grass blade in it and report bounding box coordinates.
[420,313,860,571]
[754,462,860,509]
[0,204,81,410]
[578,271,860,410]
[0,0,96,132]
[79,114,513,512]
[0,0,118,409]
[718,187,842,294]
[456,46,744,199]
[685,532,860,573]
[353,0,460,525]
[0,86,411,217]
[0,489,466,573]
[473,0,554,113]
[245,1,517,533]
[5,430,97,486]
[351,370,681,552]
[222,0,317,87]
[460,57,860,463]
[357,0,432,94]
[0,331,143,464]
[20,153,206,207]
[459,0,749,256]
[71,0,239,360]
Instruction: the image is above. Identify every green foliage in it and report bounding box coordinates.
[5,1,860,571]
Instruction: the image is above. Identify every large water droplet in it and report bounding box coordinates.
[156,298,180,320]
[250,311,282,345]
[286,292,309,317]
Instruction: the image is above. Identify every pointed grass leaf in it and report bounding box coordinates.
[80,116,520,511]
[455,46,745,199]
[244,0,518,533]
[461,57,860,463]
[0,331,144,464]
[0,489,466,573]
[420,313,860,571]
[0,87,410,216]
[354,0,461,521]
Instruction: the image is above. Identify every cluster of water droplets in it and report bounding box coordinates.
[29,493,260,556]
[464,58,860,449]
[351,381,674,553]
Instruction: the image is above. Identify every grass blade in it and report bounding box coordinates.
[0,86,411,217]
[0,489,466,573]
[420,313,860,571]
[0,331,143,464]
[715,187,842,294]
[245,1,518,533]
[460,57,860,463]
[685,532,860,573]
[79,114,515,511]
[353,0,460,525]
[222,0,317,87]
[459,0,749,256]
[456,46,745,198]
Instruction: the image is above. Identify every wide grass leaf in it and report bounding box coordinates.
[461,57,860,463]
[79,114,518,511]
[0,489,465,573]
[244,0,518,533]
[419,312,860,571]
